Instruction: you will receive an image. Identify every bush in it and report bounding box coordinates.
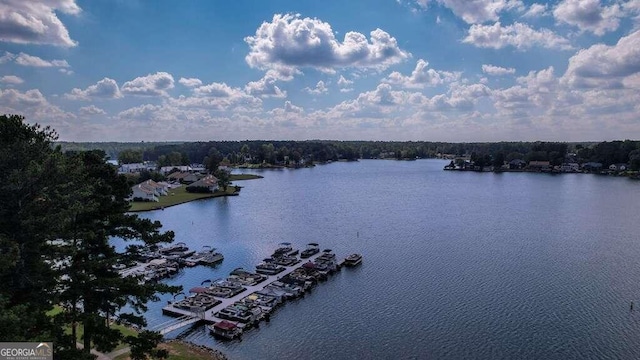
[185,186,211,193]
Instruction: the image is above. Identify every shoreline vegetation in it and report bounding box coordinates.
[128,174,262,212]
[113,340,228,360]
[60,140,640,176]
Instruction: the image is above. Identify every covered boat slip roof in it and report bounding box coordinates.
[162,251,327,324]
[214,320,237,330]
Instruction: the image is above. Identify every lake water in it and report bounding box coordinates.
[126,159,640,359]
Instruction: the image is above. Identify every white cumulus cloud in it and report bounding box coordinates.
[244,13,410,77]
[0,88,73,122]
[553,0,622,36]
[245,70,287,98]
[562,30,640,88]
[79,105,106,116]
[269,100,304,117]
[337,75,354,87]
[121,72,174,97]
[0,51,15,63]
[523,3,549,18]
[415,0,525,24]
[170,82,263,111]
[65,77,122,100]
[464,22,573,50]
[14,52,69,67]
[0,75,23,84]
[305,80,328,95]
[482,64,516,76]
[384,59,460,88]
[178,77,203,87]
[0,0,80,47]
[0,51,70,68]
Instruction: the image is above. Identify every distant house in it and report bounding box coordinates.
[130,184,158,202]
[560,163,580,172]
[167,171,189,182]
[528,161,550,171]
[186,175,219,193]
[609,163,627,171]
[181,173,202,184]
[118,162,155,174]
[139,179,168,196]
[190,163,207,173]
[160,165,191,175]
[218,160,231,171]
[582,162,603,171]
[509,159,527,169]
[129,179,169,202]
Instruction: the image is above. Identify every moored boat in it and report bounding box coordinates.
[184,245,224,266]
[344,253,363,267]
[272,242,299,258]
[300,242,320,258]
[209,320,242,340]
[255,260,286,275]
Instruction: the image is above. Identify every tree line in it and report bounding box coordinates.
[1,115,179,359]
[62,140,640,171]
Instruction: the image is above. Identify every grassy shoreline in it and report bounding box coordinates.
[128,186,238,212]
[128,173,262,212]
[113,340,227,360]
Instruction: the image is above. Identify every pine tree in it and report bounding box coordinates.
[54,150,180,356]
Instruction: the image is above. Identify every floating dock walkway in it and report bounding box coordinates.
[158,251,333,335]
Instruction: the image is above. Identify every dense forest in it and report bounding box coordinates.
[59,140,640,171]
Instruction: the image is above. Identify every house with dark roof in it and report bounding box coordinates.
[582,162,603,171]
[167,171,189,182]
[509,159,526,169]
[139,179,168,196]
[528,161,550,171]
[186,175,219,193]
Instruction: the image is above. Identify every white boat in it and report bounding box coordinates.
[344,253,363,267]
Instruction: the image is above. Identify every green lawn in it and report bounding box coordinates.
[128,186,239,212]
[229,173,263,180]
[47,305,137,350]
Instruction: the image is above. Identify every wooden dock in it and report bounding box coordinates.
[159,251,329,334]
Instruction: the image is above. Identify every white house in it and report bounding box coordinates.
[609,163,627,171]
[129,179,170,202]
[130,184,158,202]
[160,166,191,175]
[119,163,147,173]
[561,163,580,172]
[139,179,168,196]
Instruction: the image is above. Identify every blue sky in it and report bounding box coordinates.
[0,0,639,142]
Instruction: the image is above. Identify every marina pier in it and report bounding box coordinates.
[157,250,347,336]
